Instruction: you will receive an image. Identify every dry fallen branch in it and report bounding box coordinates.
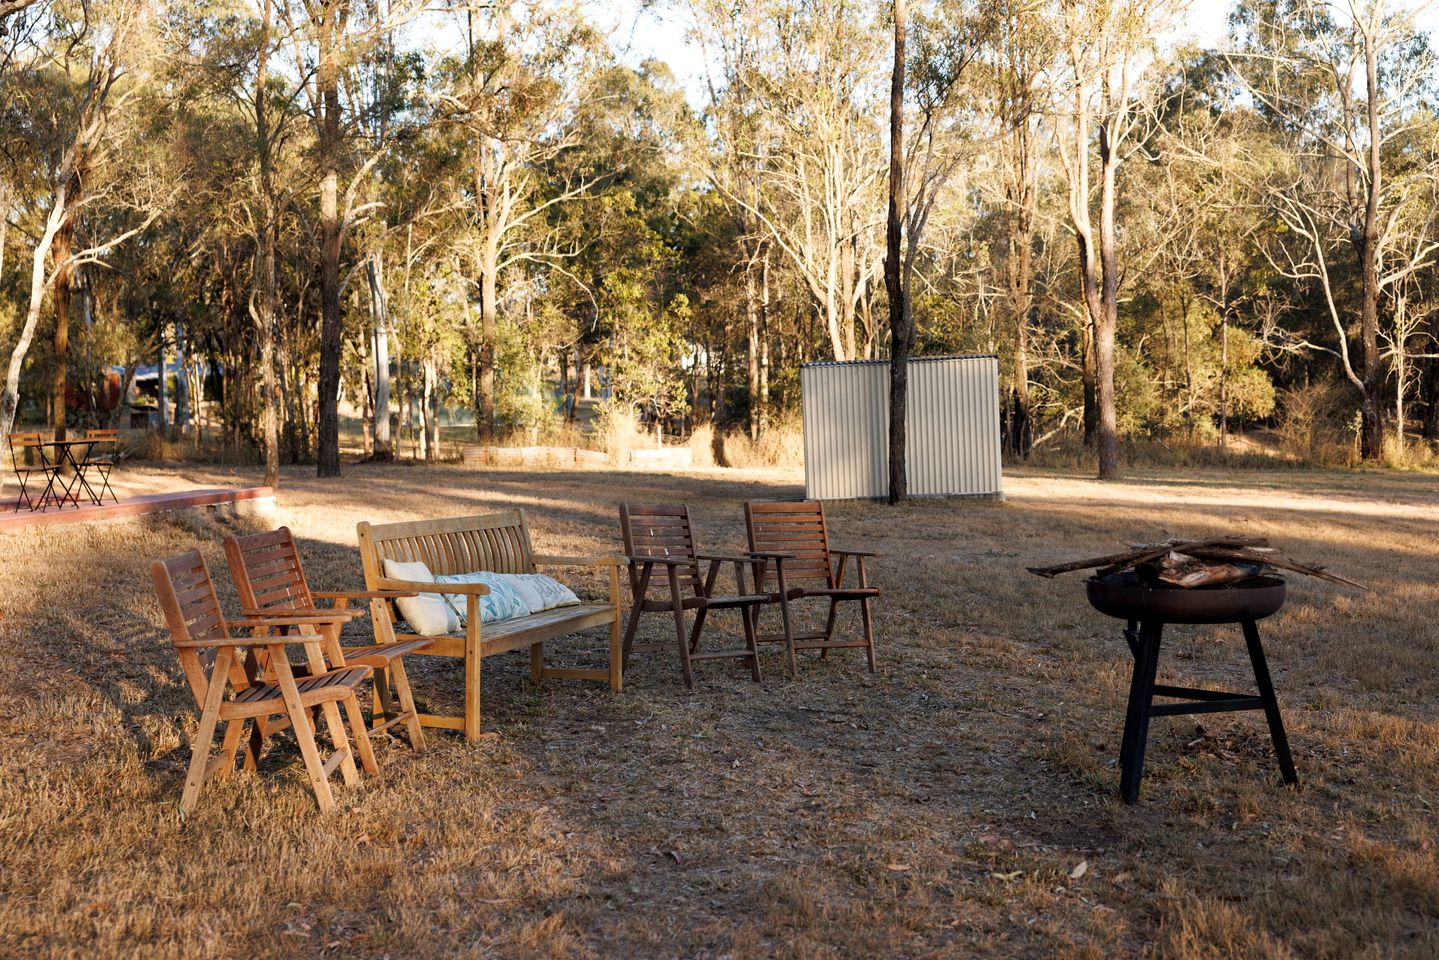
[1027,536,1367,590]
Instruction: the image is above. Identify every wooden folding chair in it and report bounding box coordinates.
[744,500,880,675]
[224,527,431,751]
[619,503,766,688]
[6,432,62,512]
[151,549,378,814]
[81,427,120,503]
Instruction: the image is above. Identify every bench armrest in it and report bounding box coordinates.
[313,589,419,600]
[532,553,626,568]
[376,577,490,596]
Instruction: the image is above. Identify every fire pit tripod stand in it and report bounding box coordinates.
[1086,573,1297,804]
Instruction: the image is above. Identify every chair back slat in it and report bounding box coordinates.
[224,527,313,613]
[619,503,701,592]
[746,500,834,588]
[151,550,240,707]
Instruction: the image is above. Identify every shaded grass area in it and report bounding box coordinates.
[1,462,1437,958]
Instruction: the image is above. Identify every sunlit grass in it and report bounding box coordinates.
[0,461,1435,957]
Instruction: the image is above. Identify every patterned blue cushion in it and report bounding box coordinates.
[433,571,530,625]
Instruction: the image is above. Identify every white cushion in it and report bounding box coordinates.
[433,571,530,624]
[382,558,459,635]
[505,574,581,613]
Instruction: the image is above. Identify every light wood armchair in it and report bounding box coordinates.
[152,550,378,814]
[223,527,431,750]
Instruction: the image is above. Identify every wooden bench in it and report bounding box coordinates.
[356,511,624,742]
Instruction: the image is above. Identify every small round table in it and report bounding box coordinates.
[1086,573,1299,804]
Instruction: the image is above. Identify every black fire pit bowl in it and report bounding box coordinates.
[1086,572,1287,625]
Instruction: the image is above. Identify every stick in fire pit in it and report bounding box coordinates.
[1026,536,1367,590]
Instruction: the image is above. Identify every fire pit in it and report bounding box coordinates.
[1086,572,1295,804]
[1031,538,1363,805]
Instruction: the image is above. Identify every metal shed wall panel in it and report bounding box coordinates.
[801,356,1002,500]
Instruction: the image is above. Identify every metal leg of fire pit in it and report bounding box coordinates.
[1116,616,1298,804]
[1118,621,1163,805]
[1241,618,1299,785]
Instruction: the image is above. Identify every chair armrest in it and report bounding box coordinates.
[313,589,419,600]
[376,577,490,596]
[746,551,795,559]
[174,632,327,649]
[624,555,699,567]
[830,547,883,558]
[532,553,627,568]
[224,615,350,628]
[696,553,762,564]
[240,606,364,621]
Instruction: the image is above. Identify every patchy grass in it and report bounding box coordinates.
[1,460,1436,958]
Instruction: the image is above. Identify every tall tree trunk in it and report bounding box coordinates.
[745,261,760,441]
[1005,121,1035,459]
[759,250,771,435]
[315,3,344,477]
[478,246,496,440]
[49,185,78,440]
[1358,29,1384,460]
[173,319,190,432]
[885,0,909,505]
[253,0,282,488]
[1094,120,1120,478]
[367,250,393,459]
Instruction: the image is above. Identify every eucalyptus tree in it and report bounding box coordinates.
[1229,0,1439,460]
[696,0,888,363]
[886,0,984,502]
[431,0,620,440]
[1054,0,1181,478]
[0,0,170,443]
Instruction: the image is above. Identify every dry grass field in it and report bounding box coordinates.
[1,461,1437,959]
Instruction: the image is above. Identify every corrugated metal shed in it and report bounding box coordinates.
[800,355,1003,500]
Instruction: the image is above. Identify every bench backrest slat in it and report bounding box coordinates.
[357,511,538,583]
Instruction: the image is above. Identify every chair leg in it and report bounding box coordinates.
[388,656,426,751]
[318,700,360,787]
[530,642,544,684]
[687,606,708,654]
[821,599,840,659]
[244,723,264,771]
[373,668,396,726]
[673,605,695,689]
[290,710,338,813]
[774,596,798,678]
[180,704,223,815]
[213,720,247,780]
[860,596,877,673]
[620,605,643,671]
[180,650,231,815]
[342,692,381,776]
[741,605,762,682]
